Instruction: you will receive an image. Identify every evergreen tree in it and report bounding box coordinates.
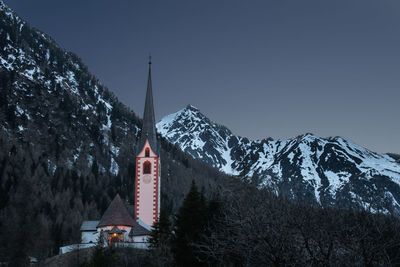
[89,245,108,267]
[173,180,207,267]
[149,209,171,248]
[149,209,173,266]
[85,234,118,267]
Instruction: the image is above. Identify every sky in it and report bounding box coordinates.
[4,0,400,154]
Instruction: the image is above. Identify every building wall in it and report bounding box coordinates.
[133,235,149,243]
[96,226,150,247]
[81,231,99,244]
[97,225,132,243]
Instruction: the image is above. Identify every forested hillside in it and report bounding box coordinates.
[0,2,229,263]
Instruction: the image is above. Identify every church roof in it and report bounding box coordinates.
[97,194,136,228]
[137,58,159,156]
[129,224,150,236]
[80,220,99,231]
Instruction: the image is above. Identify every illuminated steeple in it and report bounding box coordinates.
[134,57,161,227]
[137,56,159,156]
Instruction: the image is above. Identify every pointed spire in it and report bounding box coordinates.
[137,56,159,156]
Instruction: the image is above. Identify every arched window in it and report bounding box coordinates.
[143,161,151,174]
[145,148,150,157]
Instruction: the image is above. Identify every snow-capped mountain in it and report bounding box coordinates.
[157,105,400,213]
[0,1,143,179]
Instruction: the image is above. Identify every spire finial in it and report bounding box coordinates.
[148,53,152,65]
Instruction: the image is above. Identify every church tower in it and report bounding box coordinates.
[134,58,161,227]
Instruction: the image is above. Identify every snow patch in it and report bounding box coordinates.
[87,155,94,168]
[110,157,119,176]
[110,144,120,156]
[324,170,351,193]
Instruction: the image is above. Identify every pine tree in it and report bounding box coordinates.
[149,209,173,266]
[89,245,108,267]
[149,209,171,248]
[173,180,207,267]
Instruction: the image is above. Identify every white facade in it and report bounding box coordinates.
[81,231,99,244]
[135,140,161,227]
[80,220,100,244]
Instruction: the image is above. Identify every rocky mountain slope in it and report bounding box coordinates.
[0,1,142,178]
[0,2,228,261]
[157,105,400,213]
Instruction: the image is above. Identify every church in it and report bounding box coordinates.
[60,59,161,254]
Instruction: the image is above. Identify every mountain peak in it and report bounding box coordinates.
[156,104,207,138]
[181,104,205,120]
[185,104,200,112]
[157,108,400,212]
[297,132,317,140]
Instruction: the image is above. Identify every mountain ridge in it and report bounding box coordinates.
[157,105,400,213]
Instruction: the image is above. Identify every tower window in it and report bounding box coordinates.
[143,161,151,174]
[145,148,150,157]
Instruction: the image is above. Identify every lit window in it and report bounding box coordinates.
[143,161,151,174]
[145,148,150,157]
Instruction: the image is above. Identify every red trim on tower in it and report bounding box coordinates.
[134,157,140,218]
[135,142,160,226]
[153,157,160,224]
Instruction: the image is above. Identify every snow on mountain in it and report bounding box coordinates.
[1,3,243,259]
[2,0,399,214]
[0,0,140,178]
[157,105,242,175]
[157,105,400,213]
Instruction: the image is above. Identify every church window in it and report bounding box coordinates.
[145,148,150,157]
[143,161,151,174]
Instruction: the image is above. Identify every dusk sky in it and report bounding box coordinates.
[4,0,400,154]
